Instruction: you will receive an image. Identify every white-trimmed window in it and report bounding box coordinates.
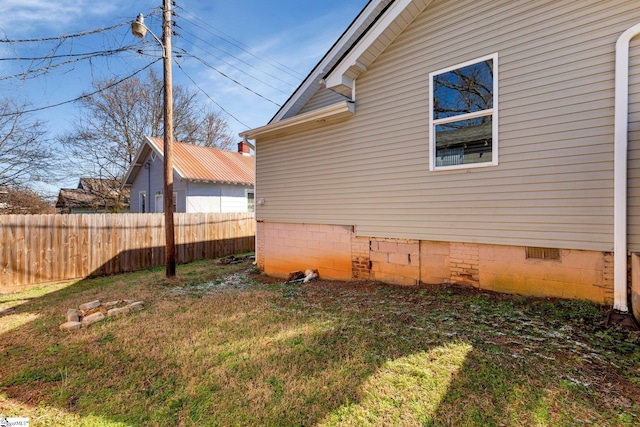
[246,189,255,213]
[155,192,178,212]
[429,53,498,171]
[139,191,147,213]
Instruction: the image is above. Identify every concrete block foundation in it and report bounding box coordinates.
[257,222,615,305]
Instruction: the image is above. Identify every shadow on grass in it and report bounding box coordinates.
[1,264,639,426]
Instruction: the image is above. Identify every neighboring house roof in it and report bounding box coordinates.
[77,178,120,195]
[56,188,100,209]
[122,136,254,187]
[56,178,130,211]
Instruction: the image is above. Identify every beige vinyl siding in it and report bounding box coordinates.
[297,88,347,114]
[257,0,640,252]
[627,35,640,252]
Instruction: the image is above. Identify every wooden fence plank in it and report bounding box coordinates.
[42,215,52,283]
[91,214,103,277]
[63,215,72,281]
[68,214,78,280]
[130,214,138,272]
[80,214,89,278]
[28,215,36,285]
[6,215,15,288]
[16,216,26,287]
[121,214,131,272]
[0,216,6,285]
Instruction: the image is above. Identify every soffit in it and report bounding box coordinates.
[270,0,393,123]
[324,0,434,96]
[240,101,355,140]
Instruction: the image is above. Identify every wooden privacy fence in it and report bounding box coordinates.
[0,212,255,291]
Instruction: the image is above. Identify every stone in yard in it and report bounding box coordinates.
[60,321,82,332]
[128,301,144,312]
[107,306,131,317]
[79,300,101,311]
[66,309,80,322]
[81,312,105,327]
[104,301,121,308]
[82,306,107,317]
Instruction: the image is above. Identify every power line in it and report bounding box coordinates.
[174,15,300,86]
[175,61,249,129]
[0,16,152,84]
[175,24,295,93]
[173,6,304,80]
[0,60,160,117]
[0,47,141,82]
[0,22,129,43]
[181,52,282,107]
[0,46,140,62]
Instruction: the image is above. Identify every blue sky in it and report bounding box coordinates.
[0,0,369,194]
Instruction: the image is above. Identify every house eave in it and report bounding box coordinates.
[240,101,355,141]
[186,178,253,186]
[122,137,188,188]
[269,1,386,123]
[324,0,434,95]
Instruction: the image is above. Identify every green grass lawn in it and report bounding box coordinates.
[1,256,639,426]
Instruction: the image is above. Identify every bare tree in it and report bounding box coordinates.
[433,59,493,122]
[59,69,234,184]
[0,185,55,214]
[0,99,55,188]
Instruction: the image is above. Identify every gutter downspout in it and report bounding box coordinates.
[144,160,151,213]
[243,135,258,265]
[613,22,640,312]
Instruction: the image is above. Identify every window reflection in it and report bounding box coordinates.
[435,118,492,166]
[433,59,493,120]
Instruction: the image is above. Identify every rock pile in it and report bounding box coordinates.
[59,299,144,331]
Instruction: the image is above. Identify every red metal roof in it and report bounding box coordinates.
[147,137,254,185]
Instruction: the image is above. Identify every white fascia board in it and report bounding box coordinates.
[141,136,187,181]
[240,101,355,140]
[121,167,136,188]
[270,2,383,123]
[143,136,164,159]
[122,137,157,187]
[325,0,432,93]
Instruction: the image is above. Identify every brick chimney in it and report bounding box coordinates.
[237,141,251,156]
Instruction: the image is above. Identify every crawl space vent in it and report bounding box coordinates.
[526,247,560,260]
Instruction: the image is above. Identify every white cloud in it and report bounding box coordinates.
[0,0,133,35]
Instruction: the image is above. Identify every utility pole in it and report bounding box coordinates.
[131,2,176,278]
[162,0,176,277]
